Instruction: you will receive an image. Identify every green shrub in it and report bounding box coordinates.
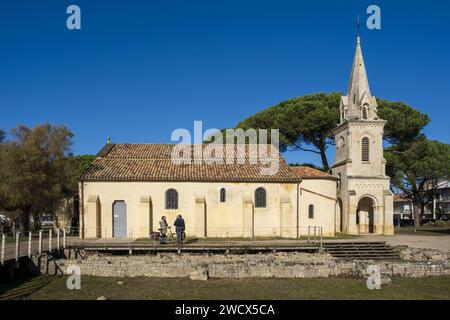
[435,220,447,227]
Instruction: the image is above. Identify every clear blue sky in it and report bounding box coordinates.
[1,0,449,165]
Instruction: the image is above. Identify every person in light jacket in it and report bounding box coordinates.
[159,216,169,244]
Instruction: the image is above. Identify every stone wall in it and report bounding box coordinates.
[56,251,450,279]
[394,246,448,262]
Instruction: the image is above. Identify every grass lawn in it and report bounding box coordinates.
[2,275,449,300]
[395,226,450,236]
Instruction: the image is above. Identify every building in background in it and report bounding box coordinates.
[394,180,450,222]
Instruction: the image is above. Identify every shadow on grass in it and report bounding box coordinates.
[395,226,450,236]
[0,274,37,295]
[22,275,450,300]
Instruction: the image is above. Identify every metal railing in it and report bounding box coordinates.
[67,226,324,253]
[0,229,66,265]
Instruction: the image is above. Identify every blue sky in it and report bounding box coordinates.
[1,0,449,165]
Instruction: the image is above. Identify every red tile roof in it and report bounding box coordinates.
[290,166,337,180]
[80,144,301,183]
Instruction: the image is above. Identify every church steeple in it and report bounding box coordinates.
[347,36,371,105]
[339,36,379,123]
[332,32,393,237]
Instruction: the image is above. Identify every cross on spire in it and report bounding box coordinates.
[356,15,361,38]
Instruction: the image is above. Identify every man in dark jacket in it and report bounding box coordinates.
[174,215,185,243]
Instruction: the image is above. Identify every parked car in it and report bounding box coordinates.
[0,215,13,232]
[40,215,56,230]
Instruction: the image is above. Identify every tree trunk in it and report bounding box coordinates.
[19,208,31,232]
[319,146,330,172]
[33,212,40,230]
[413,202,421,231]
[420,202,426,225]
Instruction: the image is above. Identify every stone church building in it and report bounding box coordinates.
[79,37,394,239]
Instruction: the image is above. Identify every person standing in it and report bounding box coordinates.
[159,216,169,244]
[174,215,185,243]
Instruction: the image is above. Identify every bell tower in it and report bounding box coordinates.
[332,36,394,235]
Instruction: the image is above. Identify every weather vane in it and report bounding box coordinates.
[356,15,361,37]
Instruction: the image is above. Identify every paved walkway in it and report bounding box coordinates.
[65,237,318,248]
[358,235,450,253]
[66,235,450,253]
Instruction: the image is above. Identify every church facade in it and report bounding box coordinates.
[79,144,339,239]
[79,37,394,239]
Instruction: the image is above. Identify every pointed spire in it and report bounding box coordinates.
[347,36,371,106]
[339,35,379,122]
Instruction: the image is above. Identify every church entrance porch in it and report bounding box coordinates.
[356,197,375,234]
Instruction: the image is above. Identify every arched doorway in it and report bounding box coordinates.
[357,197,375,234]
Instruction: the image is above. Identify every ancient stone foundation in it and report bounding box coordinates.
[56,249,450,279]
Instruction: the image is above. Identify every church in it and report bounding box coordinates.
[79,36,394,239]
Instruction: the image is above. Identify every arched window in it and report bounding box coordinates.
[255,187,266,208]
[362,106,368,119]
[220,188,226,203]
[165,189,178,209]
[361,137,370,161]
[308,204,314,219]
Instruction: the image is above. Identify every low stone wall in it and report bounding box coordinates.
[56,251,450,279]
[394,246,448,262]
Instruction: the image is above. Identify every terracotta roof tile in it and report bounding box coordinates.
[80,144,300,183]
[290,166,337,180]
